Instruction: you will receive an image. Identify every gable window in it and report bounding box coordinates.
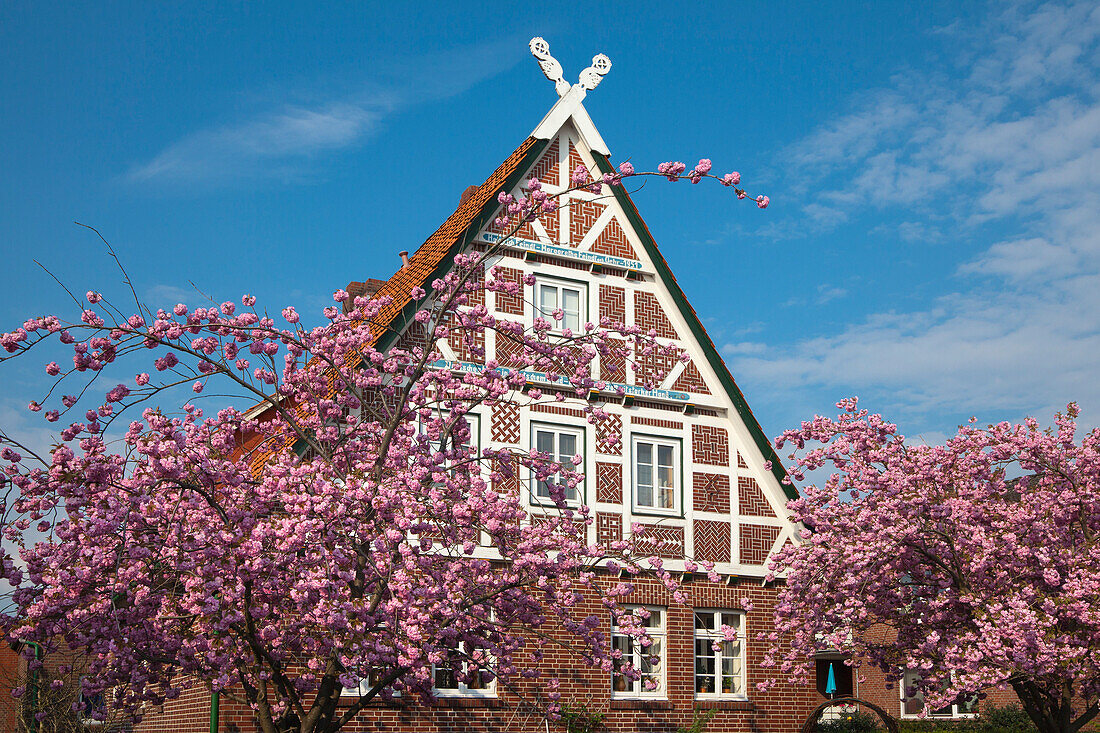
[531,423,583,506]
[901,670,978,718]
[421,412,481,481]
[535,279,585,333]
[611,606,666,698]
[632,435,679,514]
[433,642,496,697]
[694,610,746,698]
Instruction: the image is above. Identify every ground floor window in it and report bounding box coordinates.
[694,609,746,698]
[901,669,978,717]
[816,657,854,698]
[433,643,496,697]
[612,606,666,698]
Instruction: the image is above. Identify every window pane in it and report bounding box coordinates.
[659,482,675,509]
[536,430,554,455]
[721,613,740,630]
[611,635,631,692]
[695,611,715,631]
[435,665,457,689]
[657,444,673,467]
[559,433,576,459]
[645,609,662,628]
[721,652,742,694]
[637,442,652,465]
[695,638,716,694]
[563,289,581,331]
[657,463,674,489]
[641,636,662,692]
[637,464,653,506]
[540,285,558,315]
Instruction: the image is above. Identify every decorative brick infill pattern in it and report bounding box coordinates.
[692,425,729,466]
[490,401,520,444]
[630,415,683,430]
[693,472,731,514]
[597,511,623,547]
[569,197,605,248]
[671,361,711,395]
[694,519,732,564]
[633,523,685,559]
[494,331,525,369]
[737,451,748,468]
[634,290,678,339]
[446,316,485,364]
[634,347,679,388]
[595,461,622,503]
[568,141,586,187]
[738,476,776,518]
[491,452,520,496]
[491,265,525,316]
[596,414,623,456]
[530,404,585,419]
[599,284,626,324]
[528,138,560,187]
[589,216,638,260]
[739,523,781,565]
[601,337,627,384]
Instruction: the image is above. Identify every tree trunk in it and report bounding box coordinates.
[1010,679,1099,733]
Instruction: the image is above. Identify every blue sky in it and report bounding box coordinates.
[2,1,1099,454]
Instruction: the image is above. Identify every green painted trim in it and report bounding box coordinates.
[210,690,220,733]
[376,138,550,354]
[590,154,795,499]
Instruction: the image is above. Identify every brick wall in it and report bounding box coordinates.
[633,291,678,339]
[692,425,729,466]
[136,578,829,732]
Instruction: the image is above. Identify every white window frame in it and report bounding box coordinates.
[534,277,586,334]
[420,412,482,480]
[900,669,978,719]
[693,609,747,700]
[354,669,401,699]
[631,434,681,516]
[432,641,497,697]
[611,606,667,699]
[530,422,584,508]
[77,676,107,726]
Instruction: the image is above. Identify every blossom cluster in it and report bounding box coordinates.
[761,399,1100,729]
[0,160,757,729]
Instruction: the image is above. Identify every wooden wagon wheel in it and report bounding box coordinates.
[800,696,899,733]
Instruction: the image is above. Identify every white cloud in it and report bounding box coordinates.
[128,103,383,184]
[126,37,523,186]
[735,1,1100,429]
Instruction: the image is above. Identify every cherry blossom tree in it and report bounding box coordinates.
[765,399,1100,733]
[0,162,763,733]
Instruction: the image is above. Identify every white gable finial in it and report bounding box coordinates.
[578,54,612,91]
[529,37,571,97]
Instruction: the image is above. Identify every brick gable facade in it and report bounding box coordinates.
[130,88,841,733]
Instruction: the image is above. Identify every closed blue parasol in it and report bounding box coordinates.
[825,662,837,695]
